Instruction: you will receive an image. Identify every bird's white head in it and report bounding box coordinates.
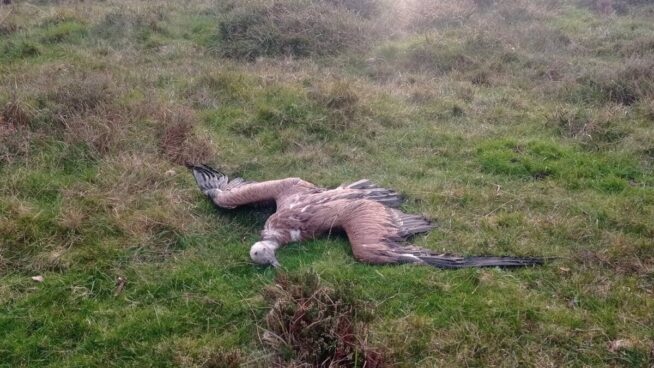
[250,240,281,267]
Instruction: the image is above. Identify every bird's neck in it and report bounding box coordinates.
[261,239,280,251]
[261,229,285,246]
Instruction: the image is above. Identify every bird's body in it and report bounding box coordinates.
[190,165,543,268]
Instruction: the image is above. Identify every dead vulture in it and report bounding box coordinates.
[190,165,543,269]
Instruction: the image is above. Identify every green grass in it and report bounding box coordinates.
[1,0,653,366]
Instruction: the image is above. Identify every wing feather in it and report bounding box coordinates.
[191,165,239,195]
[190,165,316,209]
[336,179,404,208]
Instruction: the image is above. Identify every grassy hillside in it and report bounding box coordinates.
[1,0,653,366]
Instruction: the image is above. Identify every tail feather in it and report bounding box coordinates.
[419,255,543,269]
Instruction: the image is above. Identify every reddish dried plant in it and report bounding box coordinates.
[262,271,385,368]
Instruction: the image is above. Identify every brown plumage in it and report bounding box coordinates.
[191,164,543,269]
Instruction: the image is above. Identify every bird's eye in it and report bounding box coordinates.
[254,251,258,255]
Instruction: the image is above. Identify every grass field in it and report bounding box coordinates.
[1,0,653,366]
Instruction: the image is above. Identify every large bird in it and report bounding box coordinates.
[190,165,543,269]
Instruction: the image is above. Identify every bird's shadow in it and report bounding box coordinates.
[208,200,276,233]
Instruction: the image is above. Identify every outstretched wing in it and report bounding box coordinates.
[190,164,313,209]
[341,201,542,269]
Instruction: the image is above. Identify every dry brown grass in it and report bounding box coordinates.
[576,0,650,15]
[59,104,134,159]
[575,58,654,106]
[575,247,653,277]
[58,152,201,257]
[216,0,375,60]
[403,0,477,31]
[2,98,32,127]
[323,0,381,18]
[50,72,117,118]
[200,350,244,368]
[0,128,30,165]
[0,18,18,35]
[640,98,654,121]
[0,96,33,164]
[2,67,215,163]
[44,71,135,158]
[56,204,87,234]
[261,271,384,368]
[307,80,363,129]
[157,105,214,165]
[310,80,359,112]
[618,36,654,58]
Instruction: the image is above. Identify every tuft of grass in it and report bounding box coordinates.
[92,8,170,48]
[60,106,130,159]
[0,40,41,61]
[42,72,118,123]
[578,0,654,15]
[39,21,87,44]
[618,35,654,57]
[2,98,32,128]
[549,105,630,150]
[157,105,214,165]
[261,270,384,367]
[0,97,34,164]
[574,58,654,105]
[215,0,374,60]
[0,17,18,36]
[184,70,255,108]
[200,349,244,368]
[322,0,382,18]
